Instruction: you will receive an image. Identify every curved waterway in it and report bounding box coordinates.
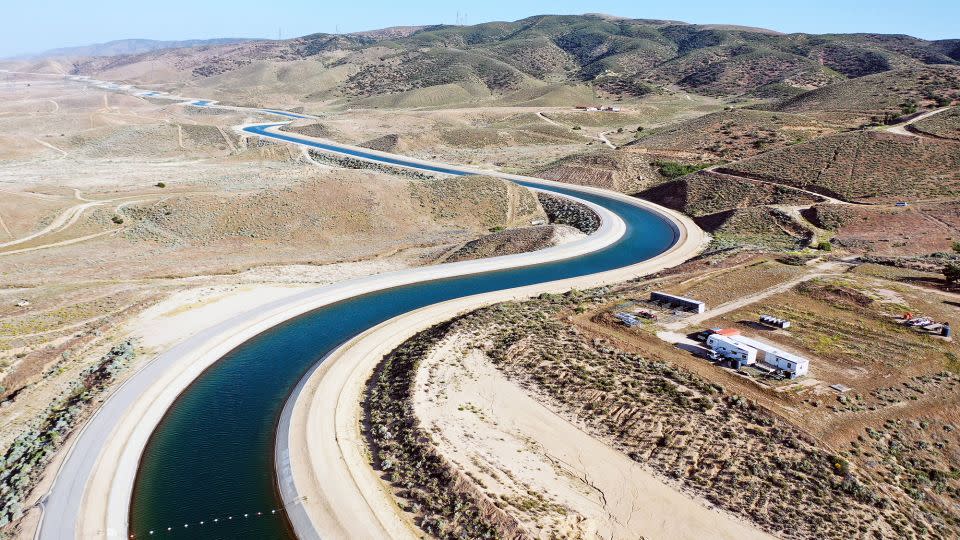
[128,124,680,538]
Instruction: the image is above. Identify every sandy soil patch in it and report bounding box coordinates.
[413,333,772,539]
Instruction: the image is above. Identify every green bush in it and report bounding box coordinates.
[943,262,960,288]
[156,182,166,188]
[817,240,833,251]
[900,100,918,116]
[111,215,124,225]
[654,160,708,179]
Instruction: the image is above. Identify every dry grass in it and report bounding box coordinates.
[722,131,960,202]
[911,107,960,141]
[626,109,842,161]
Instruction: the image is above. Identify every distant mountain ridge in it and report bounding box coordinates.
[52,14,960,107]
[21,38,258,59]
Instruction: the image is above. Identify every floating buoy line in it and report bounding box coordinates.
[129,508,282,537]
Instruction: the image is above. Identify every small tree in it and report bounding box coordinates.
[944,262,960,288]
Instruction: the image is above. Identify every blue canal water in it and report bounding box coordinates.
[128,132,679,539]
[259,109,312,119]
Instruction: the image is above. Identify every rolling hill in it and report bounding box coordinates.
[61,14,960,108]
[18,38,256,59]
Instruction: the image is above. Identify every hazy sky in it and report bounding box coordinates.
[4,0,959,57]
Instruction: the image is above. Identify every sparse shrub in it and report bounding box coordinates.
[111,215,124,225]
[572,125,581,131]
[654,160,708,179]
[156,182,166,188]
[943,262,960,288]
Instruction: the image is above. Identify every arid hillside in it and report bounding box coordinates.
[720,130,960,203]
[16,14,954,110]
[775,65,960,123]
[624,108,844,161]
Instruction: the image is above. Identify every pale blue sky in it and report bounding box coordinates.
[4,0,958,57]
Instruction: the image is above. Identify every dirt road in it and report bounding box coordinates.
[886,107,952,138]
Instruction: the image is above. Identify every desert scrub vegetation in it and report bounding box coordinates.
[653,160,710,179]
[667,258,807,307]
[910,106,960,141]
[638,170,820,218]
[341,49,524,97]
[364,323,524,539]
[392,290,951,538]
[0,341,135,528]
[409,176,542,230]
[694,207,813,252]
[853,418,960,532]
[626,109,837,161]
[306,149,437,180]
[778,66,960,117]
[533,151,660,194]
[832,372,960,415]
[721,130,960,202]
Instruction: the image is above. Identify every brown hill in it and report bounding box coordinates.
[776,66,960,122]
[623,108,843,161]
[720,130,960,202]
[636,170,820,217]
[805,202,960,255]
[62,15,959,108]
[695,206,811,250]
[534,151,661,193]
[910,106,960,140]
[107,173,544,278]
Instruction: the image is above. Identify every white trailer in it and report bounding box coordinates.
[766,351,809,378]
[727,335,810,378]
[706,334,757,366]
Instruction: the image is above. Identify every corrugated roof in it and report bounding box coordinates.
[715,328,741,336]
